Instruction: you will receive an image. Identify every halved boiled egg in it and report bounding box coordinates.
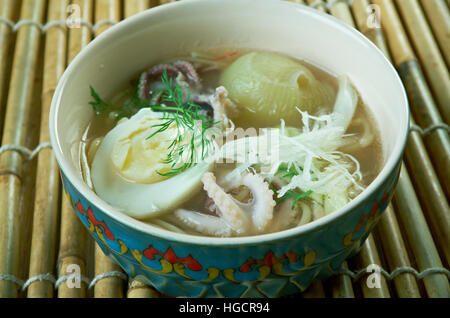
[91,108,212,219]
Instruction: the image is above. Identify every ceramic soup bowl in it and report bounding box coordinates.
[50,0,409,297]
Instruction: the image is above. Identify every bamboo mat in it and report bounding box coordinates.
[0,0,449,299]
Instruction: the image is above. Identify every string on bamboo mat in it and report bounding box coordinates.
[1,266,448,293]
[0,143,52,161]
[336,266,450,282]
[409,123,450,136]
[0,271,127,292]
[0,17,117,35]
[55,271,127,290]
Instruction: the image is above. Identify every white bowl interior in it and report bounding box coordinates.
[51,0,409,245]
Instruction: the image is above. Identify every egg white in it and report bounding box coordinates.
[91,108,212,219]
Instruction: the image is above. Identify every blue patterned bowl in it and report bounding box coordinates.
[50,0,409,297]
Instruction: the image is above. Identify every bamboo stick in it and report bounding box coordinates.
[127,279,160,298]
[92,0,125,298]
[399,63,450,197]
[372,0,450,198]
[94,0,121,36]
[93,246,125,298]
[17,153,40,298]
[326,262,355,298]
[94,0,121,46]
[395,0,450,124]
[375,205,421,297]
[302,281,326,298]
[0,0,46,298]
[325,0,355,27]
[392,165,450,298]
[371,0,415,65]
[26,0,68,298]
[17,35,44,298]
[57,199,90,298]
[305,0,327,12]
[405,117,450,268]
[57,0,94,299]
[350,235,391,297]
[419,0,450,68]
[351,0,371,33]
[0,0,21,140]
[68,0,93,64]
[124,0,148,18]
[351,0,392,58]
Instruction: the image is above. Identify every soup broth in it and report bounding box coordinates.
[81,49,383,237]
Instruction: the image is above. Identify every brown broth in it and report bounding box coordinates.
[82,48,383,236]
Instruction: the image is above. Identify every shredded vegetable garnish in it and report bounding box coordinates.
[217,106,365,212]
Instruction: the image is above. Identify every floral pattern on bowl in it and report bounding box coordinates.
[60,160,400,298]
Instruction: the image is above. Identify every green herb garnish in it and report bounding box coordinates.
[277,189,313,209]
[149,70,220,176]
[119,80,151,119]
[270,166,312,209]
[89,81,151,120]
[89,70,220,177]
[89,86,112,114]
[276,164,303,179]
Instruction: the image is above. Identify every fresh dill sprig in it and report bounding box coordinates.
[89,70,220,177]
[148,70,220,177]
[89,86,112,114]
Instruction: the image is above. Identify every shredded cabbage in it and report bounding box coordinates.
[215,75,364,215]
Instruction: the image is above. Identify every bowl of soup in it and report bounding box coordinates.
[50,0,409,297]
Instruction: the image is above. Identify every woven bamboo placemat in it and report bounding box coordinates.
[0,0,448,299]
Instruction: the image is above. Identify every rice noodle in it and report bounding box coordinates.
[297,201,312,225]
[87,137,103,165]
[149,218,187,234]
[340,117,375,153]
[312,201,325,220]
[80,128,94,189]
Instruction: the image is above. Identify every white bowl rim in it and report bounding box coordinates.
[50,0,409,247]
